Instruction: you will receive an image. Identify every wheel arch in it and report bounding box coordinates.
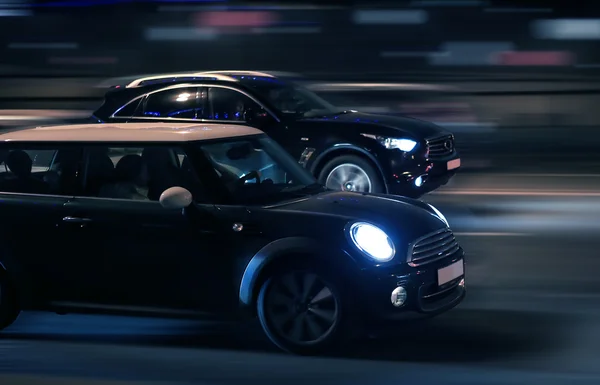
[310,145,387,192]
[239,237,325,309]
[0,248,24,308]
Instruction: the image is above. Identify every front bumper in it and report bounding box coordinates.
[385,152,460,198]
[355,249,465,328]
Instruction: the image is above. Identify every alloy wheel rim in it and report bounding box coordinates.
[325,163,372,192]
[265,271,339,346]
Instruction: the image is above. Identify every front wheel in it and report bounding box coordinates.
[318,155,384,193]
[257,268,346,355]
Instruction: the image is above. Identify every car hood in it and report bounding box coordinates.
[301,111,450,138]
[265,190,447,243]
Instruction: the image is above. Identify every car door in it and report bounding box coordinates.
[0,144,83,307]
[57,143,240,315]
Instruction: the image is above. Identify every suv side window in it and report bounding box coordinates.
[137,87,204,119]
[83,145,207,202]
[113,98,143,118]
[0,147,82,195]
[205,87,262,121]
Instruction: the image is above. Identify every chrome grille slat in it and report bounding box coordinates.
[408,229,460,266]
[426,134,454,159]
[413,236,456,255]
[413,231,453,249]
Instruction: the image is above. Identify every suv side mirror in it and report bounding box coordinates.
[159,186,192,210]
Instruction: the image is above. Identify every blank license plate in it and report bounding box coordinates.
[438,260,464,286]
[447,158,461,170]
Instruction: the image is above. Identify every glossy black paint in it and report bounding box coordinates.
[93,75,460,198]
[0,135,465,329]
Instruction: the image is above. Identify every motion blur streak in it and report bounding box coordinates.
[437,191,600,196]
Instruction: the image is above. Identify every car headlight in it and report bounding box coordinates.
[428,203,449,227]
[381,138,417,152]
[361,134,418,152]
[349,222,395,262]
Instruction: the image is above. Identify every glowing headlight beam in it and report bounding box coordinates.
[349,222,395,262]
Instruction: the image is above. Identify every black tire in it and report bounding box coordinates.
[0,272,19,331]
[256,263,348,355]
[317,155,384,193]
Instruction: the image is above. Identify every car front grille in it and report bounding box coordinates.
[426,134,455,159]
[408,228,460,266]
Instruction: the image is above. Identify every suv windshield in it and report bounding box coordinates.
[238,78,340,119]
[198,136,323,205]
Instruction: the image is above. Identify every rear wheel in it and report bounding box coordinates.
[257,266,345,355]
[0,273,19,331]
[318,155,384,193]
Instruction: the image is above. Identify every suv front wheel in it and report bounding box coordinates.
[318,155,383,193]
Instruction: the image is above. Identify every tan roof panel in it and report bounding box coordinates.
[0,122,263,143]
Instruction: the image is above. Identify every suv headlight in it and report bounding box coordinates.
[349,222,395,262]
[428,203,449,227]
[361,134,417,152]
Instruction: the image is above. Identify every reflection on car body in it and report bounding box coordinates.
[92,70,461,198]
[0,122,465,354]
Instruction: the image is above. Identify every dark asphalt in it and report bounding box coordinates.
[0,173,599,384]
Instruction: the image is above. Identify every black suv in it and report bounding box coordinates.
[92,71,461,198]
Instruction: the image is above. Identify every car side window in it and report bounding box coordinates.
[82,145,208,202]
[113,98,143,118]
[204,87,262,121]
[201,140,288,186]
[0,147,82,195]
[137,87,204,119]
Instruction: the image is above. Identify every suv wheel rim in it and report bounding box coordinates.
[265,271,339,346]
[325,163,372,192]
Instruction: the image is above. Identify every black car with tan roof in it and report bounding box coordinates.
[0,122,465,354]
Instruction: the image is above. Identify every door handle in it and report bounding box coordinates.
[62,216,92,223]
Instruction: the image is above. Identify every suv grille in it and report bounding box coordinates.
[408,228,459,266]
[426,134,454,159]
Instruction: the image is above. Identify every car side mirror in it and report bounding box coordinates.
[159,186,193,210]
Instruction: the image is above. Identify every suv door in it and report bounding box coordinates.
[0,144,82,307]
[202,86,308,157]
[58,143,239,315]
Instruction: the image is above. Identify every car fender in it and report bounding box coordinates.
[238,237,323,306]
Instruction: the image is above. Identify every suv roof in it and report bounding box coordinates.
[0,123,262,143]
[117,70,301,89]
[96,70,302,88]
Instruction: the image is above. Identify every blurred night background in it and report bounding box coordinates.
[2,0,600,384]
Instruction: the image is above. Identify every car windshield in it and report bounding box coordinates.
[198,136,324,205]
[239,78,341,119]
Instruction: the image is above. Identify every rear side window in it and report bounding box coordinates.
[82,145,208,203]
[113,98,142,118]
[0,147,82,196]
[136,87,204,119]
